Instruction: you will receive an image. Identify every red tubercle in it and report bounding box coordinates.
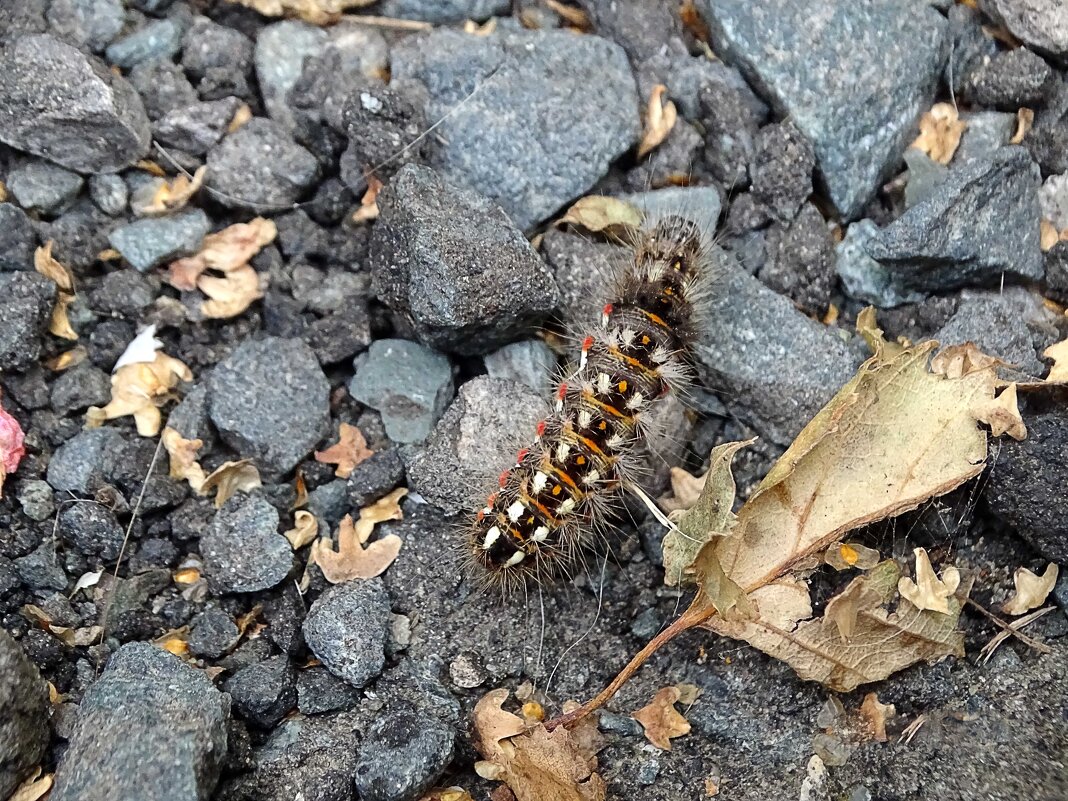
[602,303,614,316]
[516,448,530,463]
[556,382,568,400]
[498,470,511,488]
[581,335,594,352]
[535,420,547,438]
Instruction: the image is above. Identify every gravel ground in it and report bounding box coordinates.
[0,1,1066,800]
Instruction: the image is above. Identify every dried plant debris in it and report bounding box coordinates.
[910,103,966,165]
[86,327,193,436]
[637,85,678,159]
[311,488,406,583]
[199,460,263,508]
[557,195,641,234]
[1002,564,1058,616]
[283,510,319,549]
[314,423,374,478]
[162,427,208,492]
[1043,337,1068,382]
[34,241,77,340]
[223,0,373,25]
[632,686,693,751]
[657,311,1023,691]
[135,166,206,216]
[474,689,606,801]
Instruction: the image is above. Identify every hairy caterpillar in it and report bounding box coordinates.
[467,212,716,591]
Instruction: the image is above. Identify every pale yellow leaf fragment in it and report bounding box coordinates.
[859,693,895,743]
[1002,563,1059,616]
[162,427,207,492]
[45,346,88,371]
[314,423,374,478]
[632,686,691,751]
[557,196,642,234]
[223,0,374,25]
[1041,218,1061,251]
[974,383,1027,440]
[910,103,967,165]
[86,347,193,437]
[8,770,53,801]
[199,264,264,319]
[229,102,253,133]
[637,84,678,159]
[34,241,78,340]
[898,548,960,615]
[139,166,206,216]
[1043,338,1068,382]
[199,459,262,508]
[1010,107,1034,144]
[312,488,407,583]
[352,175,383,224]
[284,510,319,549]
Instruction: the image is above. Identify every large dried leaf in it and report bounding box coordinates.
[631,686,691,751]
[223,0,374,24]
[312,489,406,583]
[199,459,262,508]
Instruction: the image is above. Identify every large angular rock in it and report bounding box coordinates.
[202,495,293,593]
[303,579,392,689]
[981,0,1068,61]
[0,630,49,799]
[370,165,559,355]
[392,29,639,229]
[51,643,230,801]
[699,0,946,218]
[0,272,57,372]
[0,33,150,172]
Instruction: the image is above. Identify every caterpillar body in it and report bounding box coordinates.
[467,213,715,591]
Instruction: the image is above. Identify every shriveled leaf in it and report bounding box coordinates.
[72,570,104,595]
[473,689,605,801]
[353,175,383,223]
[662,440,752,586]
[153,626,190,657]
[974,383,1026,440]
[8,770,53,801]
[1009,107,1034,145]
[284,510,319,549]
[557,196,642,234]
[45,346,88,371]
[637,85,677,159]
[168,218,275,297]
[222,0,374,24]
[312,489,407,583]
[199,264,264,319]
[1041,218,1061,251]
[34,241,78,340]
[859,693,895,743]
[162,427,207,492]
[632,686,691,751]
[229,103,252,133]
[1002,563,1058,616]
[21,604,103,647]
[0,397,26,498]
[1042,337,1068,382]
[199,459,262,508]
[314,423,374,478]
[544,0,591,29]
[824,541,881,572]
[86,344,192,437]
[898,548,960,615]
[930,342,1004,379]
[114,323,163,370]
[910,103,966,165]
[137,166,206,216]
[660,465,708,514]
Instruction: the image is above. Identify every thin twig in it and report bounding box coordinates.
[965,597,1051,655]
[980,606,1054,663]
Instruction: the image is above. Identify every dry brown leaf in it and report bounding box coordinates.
[168,217,276,291]
[632,686,692,751]
[86,349,193,437]
[136,159,167,177]
[1010,107,1034,144]
[162,427,207,492]
[199,459,262,508]
[314,423,374,478]
[859,693,895,743]
[1002,563,1059,616]
[229,103,253,133]
[153,626,191,657]
[897,548,960,615]
[1042,337,1068,382]
[637,84,678,159]
[139,166,207,216]
[353,175,384,223]
[420,789,476,801]
[929,342,1004,379]
[975,383,1027,440]
[473,690,605,801]
[34,241,78,340]
[199,264,264,318]
[1041,218,1061,252]
[463,17,497,35]
[21,604,103,647]
[173,566,202,585]
[312,488,407,583]
[223,0,374,24]
[8,770,53,801]
[45,346,88,371]
[284,509,319,549]
[679,0,711,43]
[557,196,642,234]
[660,465,708,514]
[544,0,591,29]
[911,103,967,165]
[292,470,309,509]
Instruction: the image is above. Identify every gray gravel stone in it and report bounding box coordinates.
[167,382,215,449]
[694,256,861,446]
[955,111,1017,165]
[104,17,183,68]
[295,666,361,715]
[354,704,455,801]
[206,118,319,212]
[346,448,406,508]
[225,656,296,730]
[46,0,125,52]
[837,146,1044,307]
[749,120,815,222]
[8,161,84,215]
[1039,173,1068,230]
[405,376,545,514]
[0,34,150,172]
[16,479,54,522]
[207,337,330,476]
[182,17,253,82]
[127,57,197,121]
[108,208,210,272]
[254,20,327,132]
[88,269,156,318]
[483,339,557,394]
[393,29,640,229]
[699,0,945,218]
[51,642,230,801]
[46,427,123,494]
[153,97,242,155]
[302,578,391,688]
[0,272,56,371]
[349,339,454,445]
[202,494,292,593]
[962,46,1056,110]
[0,629,49,800]
[50,363,110,414]
[88,174,128,215]
[57,501,124,559]
[757,202,836,316]
[375,0,508,23]
[189,607,240,659]
[981,0,1068,61]
[14,542,68,592]
[370,165,559,355]
[0,204,37,271]
[623,185,724,235]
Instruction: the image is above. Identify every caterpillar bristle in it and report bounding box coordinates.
[466,211,716,594]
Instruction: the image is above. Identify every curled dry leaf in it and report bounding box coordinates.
[929,342,1004,379]
[557,196,642,235]
[312,488,407,583]
[1042,338,1068,382]
[138,166,206,216]
[544,0,591,30]
[897,548,960,615]
[199,459,262,508]
[223,0,374,25]
[632,686,692,751]
[473,689,606,801]
[910,103,967,165]
[637,84,678,159]
[1009,107,1034,145]
[8,770,53,801]
[229,103,253,133]
[1002,563,1059,616]
[45,345,88,371]
[34,241,78,340]
[199,264,264,319]
[86,341,193,437]
[353,175,383,223]
[975,383,1027,440]
[859,693,895,743]
[314,423,374,478]
[284,509,319,549]
[162,427,207,492]
[72,569,104,596]
[21,604,103,647]
[0,397,26,498]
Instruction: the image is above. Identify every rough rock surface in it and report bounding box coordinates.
[0,630,49,799]
[303,578,392,689]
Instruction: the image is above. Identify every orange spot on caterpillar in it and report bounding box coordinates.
[576,455,586,465]
[516,448,529,463]
[556,382,568,400]
[617,379,628,393]
[498,470,511,488]
[552,485,562,496]
[581,335,594,351]
[536,420,547,437]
